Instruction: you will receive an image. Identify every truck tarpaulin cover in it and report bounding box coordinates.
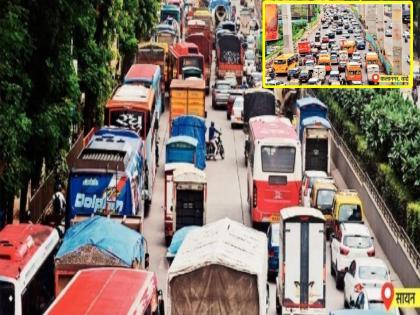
[171,115,207,170]
[56,216,145,267]
[218,34,241,64]
[243,90,276,123]
[168,218,268,315]
[265,4,279,41]
[68,172,134,217]
[166,135,198,166]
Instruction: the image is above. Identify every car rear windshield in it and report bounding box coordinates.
[339,204,362,221]
[344,235,372,249]
[358,266,388,280]
[217,83,230,90]
[261,146,295,173]
[316,189,335,210]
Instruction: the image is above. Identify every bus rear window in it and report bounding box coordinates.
[0,281,15,315]
[261,146,295,173]
[110,110,145,136]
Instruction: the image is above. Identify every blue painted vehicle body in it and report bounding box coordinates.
[166,135,198,166]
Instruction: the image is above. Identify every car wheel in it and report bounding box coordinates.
[344,292,349,309]
[330,256,335,276]
[276,294,282,315]
[336,269,344,290]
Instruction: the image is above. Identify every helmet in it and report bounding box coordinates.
[211,121,215,127]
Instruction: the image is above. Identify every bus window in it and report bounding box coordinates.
[0,281,14,315]
[110,111,145,136]
[261,146,296,173]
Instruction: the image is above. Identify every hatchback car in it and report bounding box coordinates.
[331,223,375,289]
[230,96,244,128]
[357,40,366,50]
[212,80,232,109]
[298,69,310,83]
[287,67,301,80]
[301,170,329,207]
[267,223,280,280]
[344,258,390,308]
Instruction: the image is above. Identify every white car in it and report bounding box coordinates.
[305,60,315,72]
[301,170,328,207]
[385,29,392,37]
[353,288,401,314]
[230,96,244,128]
[331,223,375,290]
[307,77,322,85]
[343,258,391,308]
[246,35,256,50]
[244,49,256,75]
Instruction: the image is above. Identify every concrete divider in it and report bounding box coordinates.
[330,127,420,290]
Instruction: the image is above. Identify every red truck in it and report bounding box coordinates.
[186,32,211,94]
[186,19,214,47]
[298,40,311,56]
[216,32,243,83]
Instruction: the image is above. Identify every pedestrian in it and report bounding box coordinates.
[52,184,66,216]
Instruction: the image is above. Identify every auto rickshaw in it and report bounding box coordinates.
[331,189,365,239]
[310,178,337,238]
[164,163,207,245]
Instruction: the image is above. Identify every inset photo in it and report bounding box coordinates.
[262,1,414,88]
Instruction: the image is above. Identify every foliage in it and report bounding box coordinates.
[406,202,420,249]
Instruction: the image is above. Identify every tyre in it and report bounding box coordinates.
[227,112,230,120]
[231,123,235,129]
[220,145,225,159]
[330,256,336,276]
[276,295,282,315]
[336,270,344,290]
[165,236,172,247]
[344,292,349,309]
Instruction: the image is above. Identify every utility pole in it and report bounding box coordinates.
[392,4,403,74]
[282,4,294,54]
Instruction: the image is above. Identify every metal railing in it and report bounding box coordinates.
[331,125,420,271]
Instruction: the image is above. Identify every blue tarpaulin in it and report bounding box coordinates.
[57,216,145,267]
[295,97,328,140]
[166,136,198,166]
[171,115,207,170]
[209,0,231,14]
[167,226,200,256]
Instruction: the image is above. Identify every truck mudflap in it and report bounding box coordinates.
[71,214,143,233]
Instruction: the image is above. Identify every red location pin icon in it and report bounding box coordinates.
[381,282,394,310]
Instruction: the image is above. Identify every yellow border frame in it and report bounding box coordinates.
[261,0,414,89]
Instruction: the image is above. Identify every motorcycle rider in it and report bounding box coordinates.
[208,121,221,156]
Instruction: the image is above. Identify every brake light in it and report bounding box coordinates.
[354,283,364,293]
[340,245,350,256]
[367,248,375,257]
[268,249,275,257]
[253,182,257,208]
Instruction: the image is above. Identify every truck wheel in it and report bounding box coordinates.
[330,257,335,276]
[245,156,248,167]
[276,295,282,315]
[165,236,172,247]
[144,199,151,217]
[336,270,344,290]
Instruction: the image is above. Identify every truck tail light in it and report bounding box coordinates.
[367,248,375,257]
[340,245,350,256]
[268,249,275,257]
[354,283,364,293]
[253,182,257,208]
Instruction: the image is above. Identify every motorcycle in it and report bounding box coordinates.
[206,134,225,160]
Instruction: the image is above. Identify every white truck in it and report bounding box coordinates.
[276,207,326,315]
[367,64,380,85]
[312,65,326,83]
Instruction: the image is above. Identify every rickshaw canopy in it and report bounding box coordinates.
[166,135,198,165]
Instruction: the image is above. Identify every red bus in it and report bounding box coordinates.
[168,42,205,82]
[0,224,60,315]
[45,268,164,315]
[247,116,302,227]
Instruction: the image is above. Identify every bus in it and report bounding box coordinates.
[0,224,60,315]
[124,64,164,116]
[343,40,356,56]
[105,85,158,212]
[345,62,362,83]
[169,42,205,83]
[45,268,164,315]
[273,53,298,75]
[247,115,302,227]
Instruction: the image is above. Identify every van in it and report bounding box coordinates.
[313,65,326,82]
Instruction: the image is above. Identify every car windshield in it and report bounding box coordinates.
[358,266,388,281]
[317,189,335,210]
[339,204,362,221]
[0,281,15,315]
[261,146,296,173]
[275,59,287,65]
[344,235,372,249]
[217,83,230,90]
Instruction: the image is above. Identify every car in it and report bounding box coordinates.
[344,258,391,308]
[343,31,350,39]
[353,288,401,314]
[330,54,339,65]
[226,90,244,120]
[328,32,336,39]
[267,223,280,280]
[307,77,322,85]
[344,23,350,30]
[388,23,393,29]
[348,28,354,34]
[212,79,232,109]
[266,78,284,86]
[336,27,343,35]
[244,49,256,75]
[357,40,366,50]
[323,23,329,29]
[230,95,244,128]
[331,223,375,290]
[321,43,328,51]
[385,29,392,37]
[287,67,301,80]
[305,59,315,72]
[322,36,330,43]
[246,35,256,49]
[298,69,310,83]
[301,170,329,207]
[329,70,341,84]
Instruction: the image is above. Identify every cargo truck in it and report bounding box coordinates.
[216,32,243,83]
[297,40,311,56]
[170,79,206,124]
[276,207,326,315]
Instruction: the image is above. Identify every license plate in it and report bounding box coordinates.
[271,214,280,222]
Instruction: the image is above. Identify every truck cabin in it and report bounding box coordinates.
[365,52,379,65]
[156,28,178,46]
[182,66,203,79]
[160,4,181,23]
[165,136,198,165]
[136,42,168,83]
[294,97,329,140]
[169,42,205,82]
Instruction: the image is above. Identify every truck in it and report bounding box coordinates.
[209,0,231,26]
[367,64,380,85]
[168,218,269,315]
[276,207,326,315]
[136,42,169,90]
[297,40,311,56]
[186,19,214,48]
[54,216,149,296]
[216,32,243,82]
[170,79,206,123]
[185,32,212,93]
[66,127,146,231]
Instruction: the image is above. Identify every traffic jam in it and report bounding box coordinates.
[0,0,411,315]
[265,4,411,86]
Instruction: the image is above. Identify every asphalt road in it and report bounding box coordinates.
[142,1,416,314]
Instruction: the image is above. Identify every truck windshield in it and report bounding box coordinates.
[339,204,362,221]
[261,146,295,173]
[316,189,335,211]
[0,281,15,315]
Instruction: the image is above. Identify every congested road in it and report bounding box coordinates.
[265,4,411,86]
[142,2,415,313]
